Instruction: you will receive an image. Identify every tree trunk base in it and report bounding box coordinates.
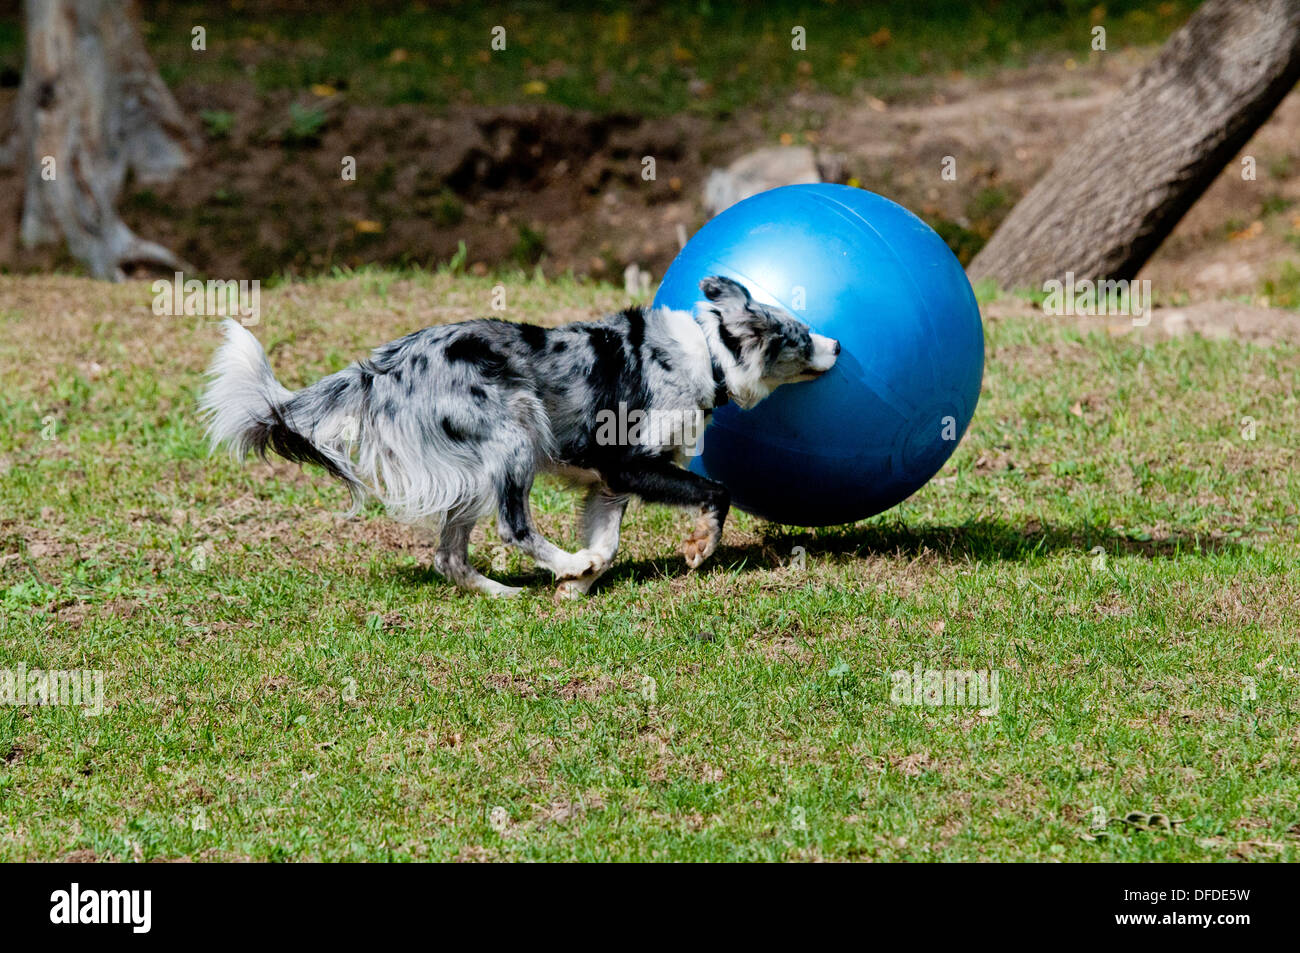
[967,0,1300,288]
[14,0,198,280]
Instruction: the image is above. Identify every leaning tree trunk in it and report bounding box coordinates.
[968,0,1300,289]
[4,0,197,280]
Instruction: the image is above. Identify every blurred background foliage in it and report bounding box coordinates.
[0,1,1200,117]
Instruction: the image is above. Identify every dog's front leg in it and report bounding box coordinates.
[555,486,629,600]
[607,462,730,570]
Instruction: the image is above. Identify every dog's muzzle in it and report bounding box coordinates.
[808,334,841,375]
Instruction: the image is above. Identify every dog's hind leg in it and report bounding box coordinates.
[554,486,629,600]
[433,515,522,599]
[494,466,608,582]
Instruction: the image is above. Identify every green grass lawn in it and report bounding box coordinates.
[1,1,1201,116]
[1,269,1297,861]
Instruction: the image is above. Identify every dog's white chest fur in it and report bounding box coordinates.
[658,307,714,394]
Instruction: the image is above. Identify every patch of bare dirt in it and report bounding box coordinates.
[484,672,538,699]
[452,844,500,862]
[556,675,619,701]
[3,46,1294,297]
[534,794,605,828]
[0,85,730,282]
[0,523,76,565]
[889,750,936,778]
[815,51,1300,298]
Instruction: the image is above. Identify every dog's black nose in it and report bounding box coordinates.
[833,340,842,355]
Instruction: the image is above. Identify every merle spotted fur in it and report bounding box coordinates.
[202,276,839,597]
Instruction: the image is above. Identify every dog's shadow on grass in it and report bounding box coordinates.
[394,517,1251,594]
[768,518,1244,562]
[596,517,1249,589]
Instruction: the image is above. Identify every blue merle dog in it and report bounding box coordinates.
[202,277,839,598]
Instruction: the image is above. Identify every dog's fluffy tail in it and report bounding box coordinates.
[201,319,368,512]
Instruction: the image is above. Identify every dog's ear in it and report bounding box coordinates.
[700,276,751,312]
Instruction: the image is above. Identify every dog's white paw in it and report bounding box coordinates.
[682,511,721,570]
[553,578,592,601]
[483,581,524,599]
[556,548,610,581]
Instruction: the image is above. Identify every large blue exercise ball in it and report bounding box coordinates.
[654,183,983,526]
